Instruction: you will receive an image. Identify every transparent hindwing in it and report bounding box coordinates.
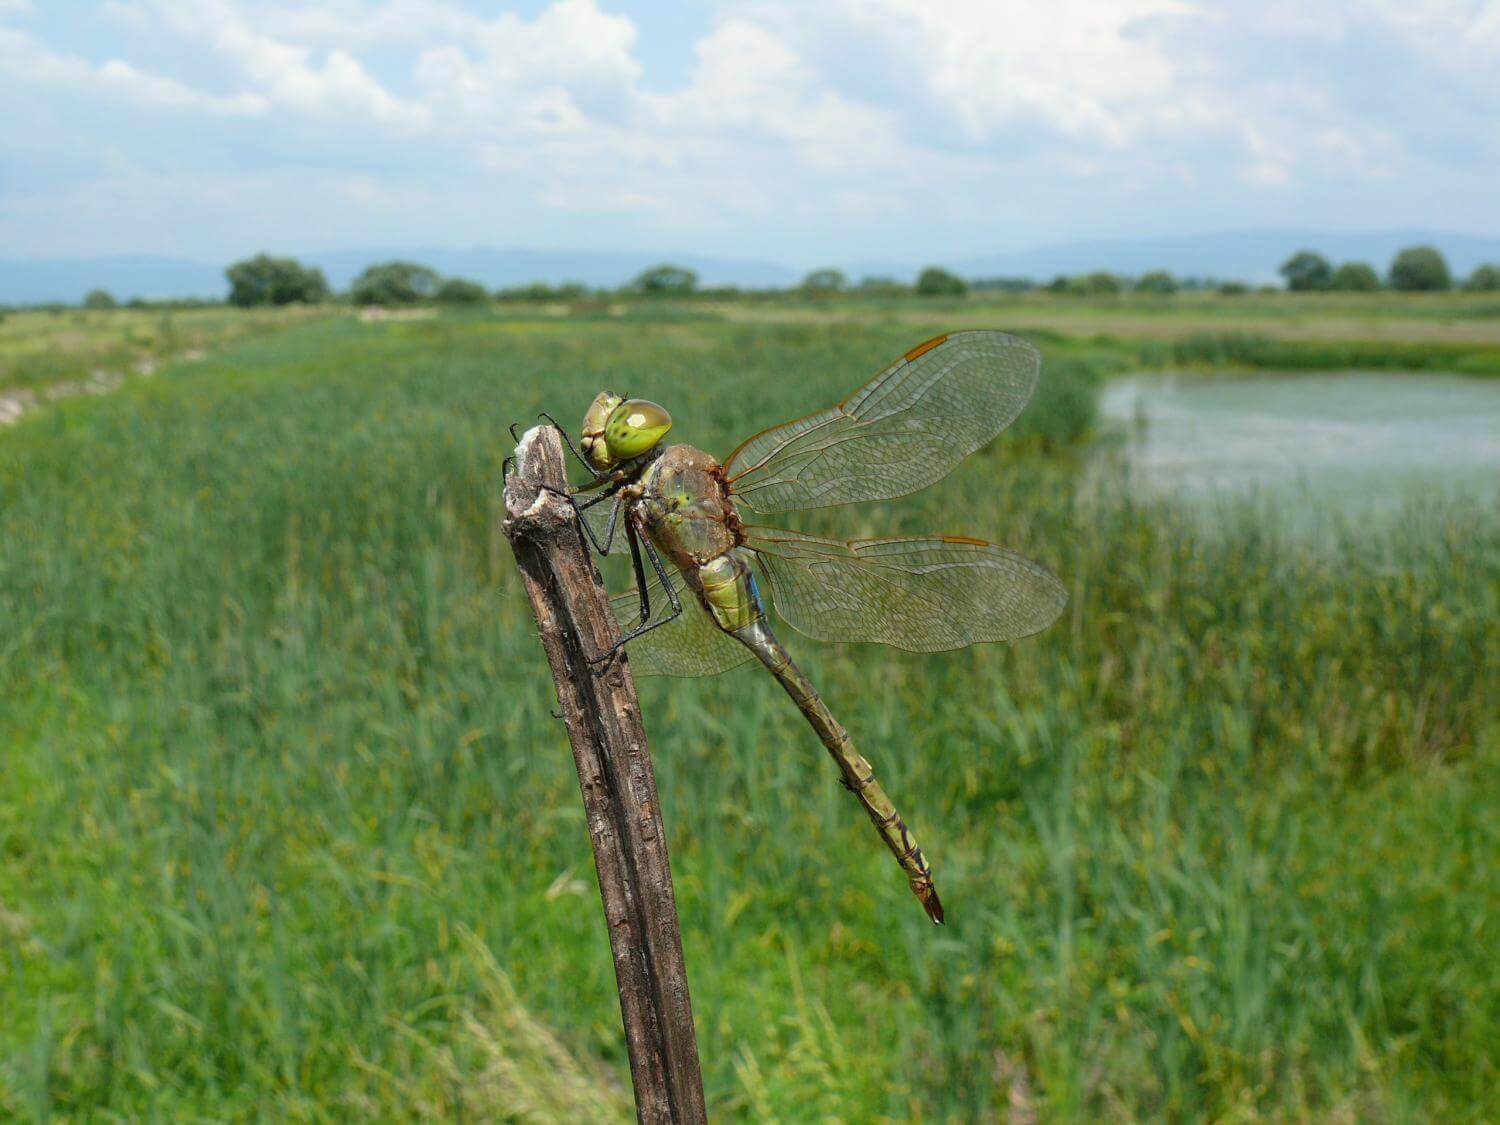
[609,566,754,678]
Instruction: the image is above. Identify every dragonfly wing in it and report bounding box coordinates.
[723,331,1040,515]
[749,527,1066,651]
[610,567,755,678]
[581,492,628,555]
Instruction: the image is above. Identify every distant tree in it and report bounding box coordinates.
[83,288,117,310]
[496,281,589,302]
[856,275,908,296]
[1279,250,1333,292]
[1388,245,1451,292]
[1329,262,1380,292]
[915,266,967,297]
[1216,281,1250,296]
[349,261,442,305]
[435,277,489,304]
[1463,263,1500,292]
[1135,270,1177,294]
[226,253,329,307]
[1066,271,1121,296]
[800,268,847,294]
[970,276,1035,293]
[628,264,698,295]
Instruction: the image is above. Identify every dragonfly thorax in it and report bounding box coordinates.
[636,444,742,570]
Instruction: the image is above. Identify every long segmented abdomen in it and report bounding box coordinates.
[687,549,944,924]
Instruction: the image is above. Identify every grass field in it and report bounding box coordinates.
[1,303,1496,1120]
[0,305,325,401]
[710,290,1500,347]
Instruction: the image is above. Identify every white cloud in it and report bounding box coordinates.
[839,0,1194,146]
[1241,125,1292,187]
[97,58,269,115]
[646,21,900,171]
[216,24,426,126]
[412,0,639,129]
[0,25,266,115]
[3,0,1499,263]
[679,20,801,113]
[473,0,641,89]
[99,0,427,126]
[230,0,482,50]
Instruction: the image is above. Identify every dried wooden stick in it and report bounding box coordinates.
[503,424,707,1125]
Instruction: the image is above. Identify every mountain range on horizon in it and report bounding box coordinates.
[4,229,1500,304]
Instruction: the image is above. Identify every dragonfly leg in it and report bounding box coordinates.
[509,413,611,494]
[624,510,653,626]
[535,483,622,556]
[505,412,609,496]
[537,411,597,477]
[589,522,683,664]
[638,529,683,618]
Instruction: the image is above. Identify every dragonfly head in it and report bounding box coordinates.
[581,391,672,471]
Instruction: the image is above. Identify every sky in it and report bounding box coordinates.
[2,0,1498,267]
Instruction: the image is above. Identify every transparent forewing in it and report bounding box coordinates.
[723,331,1040,515]
[750,527,1067,652]
[610,567,754,678]
[580,491,628,555]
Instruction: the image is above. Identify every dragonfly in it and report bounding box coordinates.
[537,331,1067,924]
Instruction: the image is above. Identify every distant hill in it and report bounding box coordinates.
[0,255,227,305]
[4,231,1499,304]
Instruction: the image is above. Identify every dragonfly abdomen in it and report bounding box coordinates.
[688,549,764,632]
[727,613,946,925]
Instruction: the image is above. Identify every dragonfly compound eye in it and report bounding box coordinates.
[581,390,625,470]
[605,398,672,461]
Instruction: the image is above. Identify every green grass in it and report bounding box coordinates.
[702,288,1500,341]
[691,287,1500,322]
[1,311,1495,1120]
[0,305,325,396]
[1138,332,1500,375]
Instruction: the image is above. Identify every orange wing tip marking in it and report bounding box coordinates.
[903,334,949,363]
[940,534,990,546]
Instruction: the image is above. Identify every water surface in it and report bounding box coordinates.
[1099,371,1500,515]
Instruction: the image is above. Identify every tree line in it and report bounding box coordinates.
[212,257,983,307]
[1279,244,1500,292]
[58,244,1500,312]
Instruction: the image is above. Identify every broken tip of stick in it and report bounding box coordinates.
[512,423,543,465]
[505,425,572,527]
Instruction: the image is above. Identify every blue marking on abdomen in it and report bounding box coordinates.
[745,567,766,615]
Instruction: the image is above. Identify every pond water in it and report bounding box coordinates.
[1098,371,1500,516]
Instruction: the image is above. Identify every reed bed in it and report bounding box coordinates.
[1,314,1493,1119]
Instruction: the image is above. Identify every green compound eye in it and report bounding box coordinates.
[604,399,672,460]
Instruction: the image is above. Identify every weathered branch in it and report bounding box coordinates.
[503,425,706,1125]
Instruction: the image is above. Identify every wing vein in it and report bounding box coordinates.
[723,331,1040,515]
